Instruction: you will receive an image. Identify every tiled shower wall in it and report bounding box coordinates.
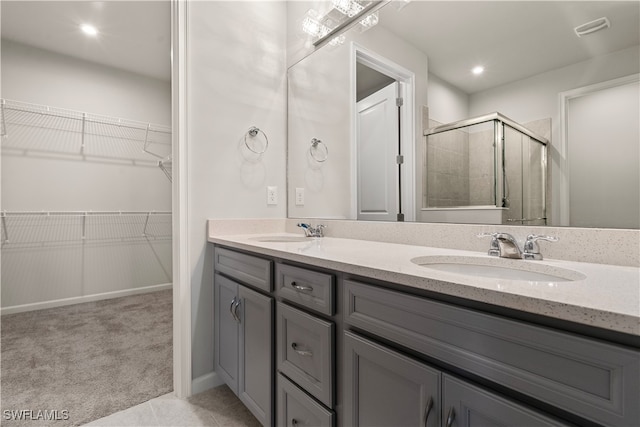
[426,119,470,207]
[425,117,550,225]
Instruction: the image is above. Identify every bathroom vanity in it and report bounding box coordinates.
[210,231,639,427]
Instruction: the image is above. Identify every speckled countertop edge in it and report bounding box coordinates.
[208,231,640,336]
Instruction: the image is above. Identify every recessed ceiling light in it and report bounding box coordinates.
[81,24,98,37]
[472,66,484,75]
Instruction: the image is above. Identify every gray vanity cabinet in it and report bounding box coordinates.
[214,273,241,393]
[344,331,441,427]
[344,331,568,427]
[441,375,569,427]
[214,246,274,427]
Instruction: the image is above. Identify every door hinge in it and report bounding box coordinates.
[396,97,403,107]
[396,155,404,165]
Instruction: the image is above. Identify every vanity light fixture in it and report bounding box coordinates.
[302,9,331,39]
[359,11,379,29]
[332,0,364,17]
[472,66,485,75]
[80,24,98,37]
[310,1,387,47]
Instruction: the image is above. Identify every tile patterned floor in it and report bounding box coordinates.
[84,385,261,427]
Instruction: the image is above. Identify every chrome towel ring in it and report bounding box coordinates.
[310,138,328,162]
[245,126,268,154]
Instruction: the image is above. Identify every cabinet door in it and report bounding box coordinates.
[214,273,239,394]
[442,374,570,427]
[239,285,274,426]
[344,331,440,427]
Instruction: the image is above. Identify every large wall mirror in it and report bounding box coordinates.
[287,1,639,229]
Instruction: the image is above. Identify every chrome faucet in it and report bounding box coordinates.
[478,232,558,260]
[297,223,326,238]
[494,233,523,259]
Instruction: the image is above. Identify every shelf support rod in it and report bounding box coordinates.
[1,211,8,244]
[1,99,7,137]
[82,212,87,239]
[81,113,87,155]
[143,211,151,237]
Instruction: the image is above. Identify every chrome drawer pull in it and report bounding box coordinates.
[291,342,313,357]
[233,299,241,323]
[229,297,238,321]
[424,396,433,427]
[291,281,313,292]
[291,419,298,426]
[445,407,455,427]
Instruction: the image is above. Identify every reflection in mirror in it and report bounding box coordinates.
[287,1,640,229]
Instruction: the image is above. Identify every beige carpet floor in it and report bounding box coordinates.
[1,289,173,427]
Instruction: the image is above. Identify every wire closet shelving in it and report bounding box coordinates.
[1,211,172,247]
[0,99,173,181]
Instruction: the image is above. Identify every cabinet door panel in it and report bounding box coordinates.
[442,374,570,427]
[239,285,274,426]
[344,331,440,427]
[214,273,239,394]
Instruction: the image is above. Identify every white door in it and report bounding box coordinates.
[567,79,639,228]
[356,82,399,221]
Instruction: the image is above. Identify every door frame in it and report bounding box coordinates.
[350,43,416,221]
[171,0,191,399]
[558,73,639,226]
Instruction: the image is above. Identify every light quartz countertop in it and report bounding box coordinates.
[208,232,640,336]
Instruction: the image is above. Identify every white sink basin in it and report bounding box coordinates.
[250,235,310,243]
[410,256,586,282]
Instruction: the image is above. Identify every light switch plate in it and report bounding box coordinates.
[295,187,305,206]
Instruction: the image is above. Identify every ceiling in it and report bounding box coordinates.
[379,1,640,94]
[1,1,171,81]
[1,1,637,91]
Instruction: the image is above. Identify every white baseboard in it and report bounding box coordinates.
[192,371,224,395]
[0,283,173,315]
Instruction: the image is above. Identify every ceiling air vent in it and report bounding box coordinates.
[574,17,610,37]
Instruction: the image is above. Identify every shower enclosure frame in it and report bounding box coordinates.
[424,112,549,224]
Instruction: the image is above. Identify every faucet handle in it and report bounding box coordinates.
[477,232,500,257]
[523,234,558,260]
[315,224,326,237]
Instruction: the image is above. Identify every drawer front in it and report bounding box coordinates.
[214,246,272,292]
[277,302,334,407]
[344,280,640,427]
[276,263,334,316]
[277,374,334,427]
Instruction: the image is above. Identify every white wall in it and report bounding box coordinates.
[427,72,469,124]
[468,45,640,225]
[187,1,287,385]
[1,40,172,310]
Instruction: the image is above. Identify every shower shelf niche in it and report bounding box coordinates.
[0,211,172,247]
[0,99,172,180]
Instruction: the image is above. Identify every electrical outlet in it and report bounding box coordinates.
[267,186,278,205]
[295,187,305,206]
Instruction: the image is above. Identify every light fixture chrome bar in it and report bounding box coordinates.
[313,0,390,47]
[424,112,548,145]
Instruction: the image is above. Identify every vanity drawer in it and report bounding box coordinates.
[277,302,334,407]
[214,246,272,292]
[277,374,334,427]
[343,279,640,427]
[276,263,334,316]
